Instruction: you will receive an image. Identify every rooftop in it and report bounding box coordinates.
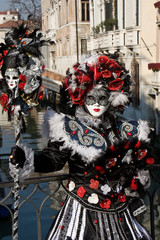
[0,10,18,15]
[0,20,23,28]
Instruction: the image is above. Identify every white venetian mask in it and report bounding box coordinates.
[84,86,109,118]
[5,68,19,90]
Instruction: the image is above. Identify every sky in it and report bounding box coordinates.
[0,0,11,11]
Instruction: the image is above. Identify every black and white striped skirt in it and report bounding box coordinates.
[46,196,152,240]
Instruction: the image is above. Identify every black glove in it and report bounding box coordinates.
[129,197,146,217]
[9,146,26,168]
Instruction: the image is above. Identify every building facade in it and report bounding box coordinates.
[41,0,90,75]
[148,1,160,134]
[41,0,160,132]
[0,10,19,44]
[0,10,19,24]
[87,0,157,129]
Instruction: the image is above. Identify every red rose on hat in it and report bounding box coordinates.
[101,69,112,78]
[108,78,124,91]
[97,55,110,67]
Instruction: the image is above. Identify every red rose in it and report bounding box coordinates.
[18,82,26,90]
[109,60,122,76]
[0,93,9,109]
[64,74,93,106]
[106,158,117,168]
[118,193,126,202]
[100,198,111,209]
[101,70,112,78]
[97,55,109,66]
[89,179,99,189]
[108,78,124,91]
[77,186,86,198]
[130,179,138,190]
[138,149,147,160]
[19,74,26,82]
[146,158,155,165]
[77,74,92,85]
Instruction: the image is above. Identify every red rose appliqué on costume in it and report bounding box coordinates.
[106,158,117,168]
[138,149,147,160]
[118,193,126,202]
[77,186,86,198]
[89,179,99,189]
[100,198,111,209]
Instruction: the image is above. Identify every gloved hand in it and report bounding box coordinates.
[9,145,26,168]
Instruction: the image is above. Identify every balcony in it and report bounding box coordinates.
[148,63,160,87]
[45,28,56,40]
[87,28,140,51]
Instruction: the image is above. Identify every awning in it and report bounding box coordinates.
[154,1,160,8]
[148,63,160,71]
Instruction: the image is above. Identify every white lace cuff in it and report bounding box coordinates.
[9,143,35,180]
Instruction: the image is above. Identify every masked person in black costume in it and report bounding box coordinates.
[10,55,155,240]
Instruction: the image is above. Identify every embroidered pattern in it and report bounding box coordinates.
[68,181,76,191]
[100,198,111,209]
[89,179,99,189]
[101,184,111,195]
[77,186,86,198]
[88,193,99,204]
[119,121,138,139]
[108,131,119,145]
[65,116,107,150]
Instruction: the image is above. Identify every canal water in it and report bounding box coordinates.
[0,102,67,240]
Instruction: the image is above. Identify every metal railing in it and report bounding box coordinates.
[0,165,160,240]
[0,169,69,240]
